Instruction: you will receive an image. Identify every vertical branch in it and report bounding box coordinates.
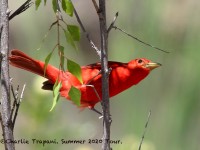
[0,0,15,150]
[98,0,111,150]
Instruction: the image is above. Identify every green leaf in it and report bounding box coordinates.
[61,0,74,16]
[35,0,42,10]
[64,29,76,49]
[69,86,81,106]
[67,25,80,41]
[50,80,62,111]
[52,0,58,13]
[44,51,53,76]
[67,59,83,84]
[59,45,65,70]
[63,25,80,50]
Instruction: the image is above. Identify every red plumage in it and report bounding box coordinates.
[9,49,161,108]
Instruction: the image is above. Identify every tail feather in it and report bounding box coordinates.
[9,49,59,82]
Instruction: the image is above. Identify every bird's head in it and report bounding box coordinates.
[128,58,161,72]
[127,58,161,85]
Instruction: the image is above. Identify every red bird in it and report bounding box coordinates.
[9,49,161,109]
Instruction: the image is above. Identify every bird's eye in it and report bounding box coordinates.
[138,59,143,64]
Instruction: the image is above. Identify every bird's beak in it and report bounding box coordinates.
[145,62,161,70]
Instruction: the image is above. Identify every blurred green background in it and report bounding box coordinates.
[1,0,200,149]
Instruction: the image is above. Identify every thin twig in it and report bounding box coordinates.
[84,70,103,117]
[55,1,65,71]
[9,0,33,21]
[86,70,102,85]
[113,26,170,53]
[19,84,26,101]
[10,85,19,123]
[91,0,99,12]
[86,85,101,101]
[50,20,59,30]
[85,34,101,59]
[107,12,119,33]
[138,110,151,150]
[91,108,102,116]
[36,21,58,51]
[72,2,101,58]
[12,84,26,130]
[56,0,63,21]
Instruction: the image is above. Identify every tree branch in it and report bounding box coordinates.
[98,0,111,150]
[0,0,15,149]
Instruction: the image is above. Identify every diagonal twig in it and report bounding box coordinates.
[10,84,19,123]
[107,12,119,33]
[10,84,26,131]
[138,110,151,150]
[72,2,101,59]
[36,20,58,51]
[9,0,33,21]
[113,26,170,53]
[91,0,99,13]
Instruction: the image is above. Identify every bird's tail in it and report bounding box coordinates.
[9,49,60,83]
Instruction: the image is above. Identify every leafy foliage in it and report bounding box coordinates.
[35,0,80,50]
[44,51,53,76]
[68,86,81,106]
[63,29,76,49]
[63,25,80,49]
[67,25,80,41]
[67,59,83,84]
[35,0,82,109]
[62,0,74,16]
[50,79,62,111]
[35,0,74,16]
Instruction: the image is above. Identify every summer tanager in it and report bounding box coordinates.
[9,49,161,109]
